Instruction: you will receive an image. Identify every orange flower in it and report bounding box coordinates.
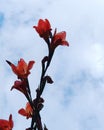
[0,114,13,130]
[6,58,35,79]
[11,80,28,97]
[18,102,33,119]
[51,29,69,51]
[33,19,52,39]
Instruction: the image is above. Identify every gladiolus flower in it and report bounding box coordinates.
[0,114,13,130]
[33,19,52,40]
[11,80,28,97]
[6,58,35,79]
[51,29,69,51]
[18,102,33,119]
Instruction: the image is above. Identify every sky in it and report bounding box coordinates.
[0,0,104,130]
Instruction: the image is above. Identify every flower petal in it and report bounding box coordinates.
[9,114,13,128]
[55,31,66,40]
[18,108,27,117]
[28,61,35,70]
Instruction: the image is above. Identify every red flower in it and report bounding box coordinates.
[6,58,35,79]
[11,80,28,97]
[51,29,69,51]
[18,102,33,119]
[33,19,52,39]
[0,114,13,130]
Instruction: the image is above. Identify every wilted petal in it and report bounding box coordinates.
[11,80,28,97]
[45,76,53,84]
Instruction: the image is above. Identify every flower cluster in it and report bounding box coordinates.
[33,19,69,54]
[0,19,69,130]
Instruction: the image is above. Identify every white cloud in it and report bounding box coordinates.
[0,0,104,130]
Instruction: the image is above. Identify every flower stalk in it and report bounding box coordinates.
[4,18,69,130]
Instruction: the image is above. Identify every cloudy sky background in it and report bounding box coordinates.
[0,0,104,130]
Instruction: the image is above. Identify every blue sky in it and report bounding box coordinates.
[0,0,104,130]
